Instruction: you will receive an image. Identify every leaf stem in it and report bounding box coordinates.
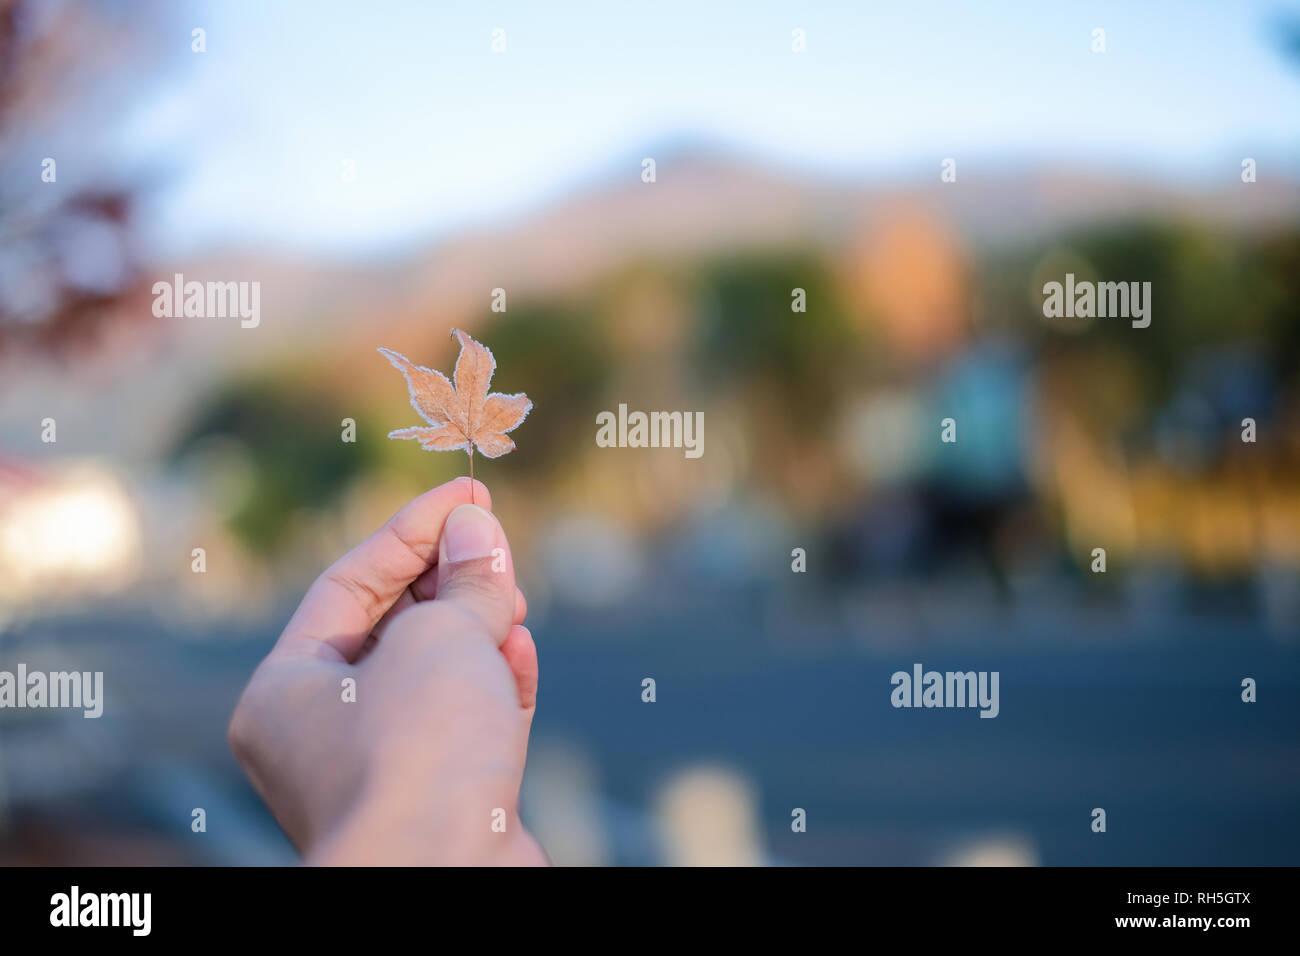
[469,445,475,504]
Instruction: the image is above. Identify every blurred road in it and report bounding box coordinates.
[2,588,1295,866]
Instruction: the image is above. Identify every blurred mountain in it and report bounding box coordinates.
[3,150,1298,462]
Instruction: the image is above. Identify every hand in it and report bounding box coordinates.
[227,477,546,865]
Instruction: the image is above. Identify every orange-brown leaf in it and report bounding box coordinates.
[380,329,532,459]
[388,423,469,452]
[378,348,458,426]
[471,432,517,459]
[452,328,495,424]
[479,392,532,435]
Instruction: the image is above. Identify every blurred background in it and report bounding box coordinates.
[1,0,1299,865]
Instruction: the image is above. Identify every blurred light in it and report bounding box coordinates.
[840,388,924,484]
[940,832,1039,867]
[539,513,644,608]
[654,765,765,867]
[521,741,611,867]
[0,464,141,607]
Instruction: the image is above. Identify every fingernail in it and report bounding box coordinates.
[443,504,498,562]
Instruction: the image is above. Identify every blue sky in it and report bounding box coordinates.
[112,0,1300,256]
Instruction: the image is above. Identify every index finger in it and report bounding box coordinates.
[273,476,492,662]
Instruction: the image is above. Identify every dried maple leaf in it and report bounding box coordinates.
[379,329,532,487]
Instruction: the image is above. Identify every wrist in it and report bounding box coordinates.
[306,769,526,866]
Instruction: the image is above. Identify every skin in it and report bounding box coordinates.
[227,477,547,865]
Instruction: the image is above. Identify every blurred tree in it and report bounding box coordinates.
[480,301,610,473]
[171,371,385,555]
[0,0,167,359]
[692,250,857,419]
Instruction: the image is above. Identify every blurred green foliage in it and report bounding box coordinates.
[980,222,1300,407]
[692,250,858,419]
[170,369,385,554]
[477,300,610,473]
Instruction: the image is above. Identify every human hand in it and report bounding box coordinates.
[227,477,545,865]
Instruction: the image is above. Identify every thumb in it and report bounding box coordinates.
[435,503,517,646]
